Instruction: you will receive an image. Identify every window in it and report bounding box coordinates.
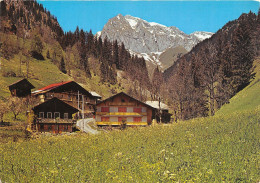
[64,125,68,131]
[101,107,109,112]
[133,108,142,113]
[121,99,125,103]
[64,113,69,119]
[68,95,72,101]
[101,117,109,122]
[54,112,60,119]
[134,117,142,122]
[40,124,44,130]
[39,112,44,118]
[48,125,52,130]
[46,93,52,99]
[118,107,127,112]
[47,112,52,119]
[118,117,126,122]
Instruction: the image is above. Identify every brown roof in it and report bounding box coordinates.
[32,81,94,97]
[97,92,154,109]
[33,97,79,113]
[9,78,35,90]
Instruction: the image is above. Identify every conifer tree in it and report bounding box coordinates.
[75,26,80,41]
[113,40,119,68]
[0,1,7,17]
[97,37,103,57]
[151,66,163,100]
[46,50,50,59]
[60,56,66,74]
[86,29,94,53]
[78,29,91,78]
[102,36,112,64]
[100,58,109,83]
[119,43,127,70]
[229,15,255,95]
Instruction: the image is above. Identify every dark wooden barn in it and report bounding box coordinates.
[32,97,79,133]
[9,78,35,97]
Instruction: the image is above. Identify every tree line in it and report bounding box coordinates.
[163,11,259,121]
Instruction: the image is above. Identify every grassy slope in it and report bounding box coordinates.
[0,109,259,182]
[0,59,259,182]
[160,46,188,71]
[0,33,71,98]
[0,33,125,100]
[216,57,260,115]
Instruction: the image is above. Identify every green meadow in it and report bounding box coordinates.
[0,33,124,101]
[0,59,259,182]
[0,108,259,182]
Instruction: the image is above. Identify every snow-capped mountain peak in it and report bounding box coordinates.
[191,31,214,41]
[98,14,214,70]
[125,15,139,29]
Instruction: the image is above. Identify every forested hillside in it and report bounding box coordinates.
[0,0,150,101]
[163,11,260,121]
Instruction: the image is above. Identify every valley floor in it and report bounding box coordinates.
[1,58,259,182]
[0,107,259,182]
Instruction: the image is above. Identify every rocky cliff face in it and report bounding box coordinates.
[98,14,213,69]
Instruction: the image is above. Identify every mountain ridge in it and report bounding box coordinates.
[98,14,213,69]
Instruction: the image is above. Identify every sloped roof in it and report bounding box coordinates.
[32,81,93,97]
[33,97,79,113]
[145,101,169,110]
[90,91,102,98]
[9,78,35,90]
[97,92,153,109]
[32,81,72,94]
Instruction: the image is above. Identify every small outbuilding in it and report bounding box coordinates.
[9,78,35,97]
[145,101,172,123]
[32,97,79,133]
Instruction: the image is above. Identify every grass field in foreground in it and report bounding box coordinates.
[0,108,259,182]
[1,50,259,182]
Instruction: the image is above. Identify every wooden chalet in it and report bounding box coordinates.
[145,101,172,123]
[96,92,154,126]
[9,78,35,97]
[32,81,98,118]
[32,97,78,133]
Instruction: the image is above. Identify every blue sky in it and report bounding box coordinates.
[39,1,259,34]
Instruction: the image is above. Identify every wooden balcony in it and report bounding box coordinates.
[36,118,76,124]
[96,112,147,116]
[108,102,136,106]
[96,121,148,126]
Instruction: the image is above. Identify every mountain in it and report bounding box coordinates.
[163,11,259,120]
[98,14,213,69]
[159,46,188,70]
